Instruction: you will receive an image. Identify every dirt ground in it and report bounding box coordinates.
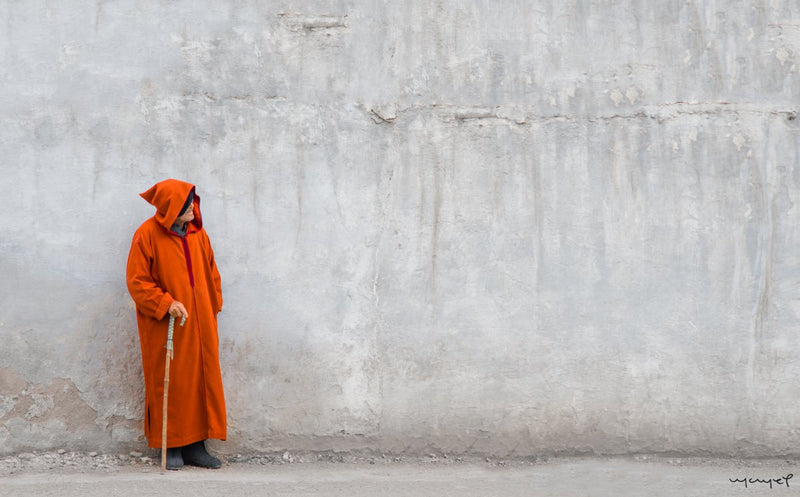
[1,451,797,497]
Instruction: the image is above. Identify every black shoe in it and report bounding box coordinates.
[182,440,221,469]
[165,447,184,470]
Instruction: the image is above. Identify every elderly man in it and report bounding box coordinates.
[126,179,226,470]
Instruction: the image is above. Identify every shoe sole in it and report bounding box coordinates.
[184,460,221,469]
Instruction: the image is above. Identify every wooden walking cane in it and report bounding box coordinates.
[161,314,185,472]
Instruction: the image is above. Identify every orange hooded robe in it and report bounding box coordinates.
[126,179,226,448]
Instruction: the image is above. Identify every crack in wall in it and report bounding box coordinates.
[358,102,800,126]
[277,13,349,32]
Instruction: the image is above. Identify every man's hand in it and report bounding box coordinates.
[168,301,188,321]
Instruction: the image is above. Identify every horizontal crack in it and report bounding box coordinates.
[278,13,348,31]
[382,102,800,126]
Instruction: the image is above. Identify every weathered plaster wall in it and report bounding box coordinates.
[2,1,800,457]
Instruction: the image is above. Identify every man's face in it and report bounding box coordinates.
[176,200,194,224]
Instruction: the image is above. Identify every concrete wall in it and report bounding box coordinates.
[2,0,800,457]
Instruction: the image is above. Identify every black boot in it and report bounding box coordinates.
[182,440,221,469]
[165,447,184,470]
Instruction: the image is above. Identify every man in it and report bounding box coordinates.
[126,179,226,470]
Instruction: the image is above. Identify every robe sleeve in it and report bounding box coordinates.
[126,230,174,319]
[204,231,223,313]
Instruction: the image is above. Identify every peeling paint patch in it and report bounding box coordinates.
[775,47,790,66]
[0,370,98,433]
[58,44,77,70]
[609,89,623,107]
[0,367,27,393]
[625,87,640,105]
[24,394,54,420]
[0,397,14,419]
[732,133,747,151]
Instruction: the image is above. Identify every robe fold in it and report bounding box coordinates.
[126,178,226,448]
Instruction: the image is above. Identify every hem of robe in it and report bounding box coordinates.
[146,430,227,449]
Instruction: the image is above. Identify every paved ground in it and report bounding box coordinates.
[2,454,798,497]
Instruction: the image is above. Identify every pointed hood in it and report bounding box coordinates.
[140,179,202,231]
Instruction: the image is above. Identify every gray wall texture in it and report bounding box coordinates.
[2,0,800,457]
